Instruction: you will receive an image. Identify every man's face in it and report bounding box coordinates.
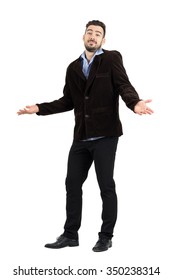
[83,25,105,52]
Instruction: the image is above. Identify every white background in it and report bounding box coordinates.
[0,0,172,279]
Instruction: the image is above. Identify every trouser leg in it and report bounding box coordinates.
[93,137,119,239]
[63,141,93,239]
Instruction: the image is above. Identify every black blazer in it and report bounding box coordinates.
[37,50,140,140]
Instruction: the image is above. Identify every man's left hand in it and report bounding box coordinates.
[134,99,154,115]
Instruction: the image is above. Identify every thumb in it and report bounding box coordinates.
[144,99,152,104]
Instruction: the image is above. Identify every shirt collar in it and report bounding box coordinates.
[80,48,104,63]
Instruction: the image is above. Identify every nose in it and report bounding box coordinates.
[90,35,95,41]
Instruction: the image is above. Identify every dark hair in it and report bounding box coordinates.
[85,20,106,37]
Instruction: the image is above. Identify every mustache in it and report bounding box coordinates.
[88,40,96,43]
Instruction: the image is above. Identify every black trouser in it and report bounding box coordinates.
[63,136,119,240]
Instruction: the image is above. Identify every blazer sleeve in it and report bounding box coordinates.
[111,51,141,111]
[36,68,74,116]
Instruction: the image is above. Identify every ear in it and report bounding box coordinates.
[102,37,106,45]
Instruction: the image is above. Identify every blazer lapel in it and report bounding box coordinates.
[72,53,103,93]
[84,55,102,94]
[73,58,86,80]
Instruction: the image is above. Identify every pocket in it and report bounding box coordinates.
[93,106,113,114]
[96,72,110,78]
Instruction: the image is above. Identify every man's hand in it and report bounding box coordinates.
[134,99,154,115]
[17,105,39,115]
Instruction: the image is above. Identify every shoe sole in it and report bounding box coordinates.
[92,243,112,252]
[69,243,79,247]
[45,242,79,249]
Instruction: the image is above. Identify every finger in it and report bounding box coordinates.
[17,108,28,115]
[17,109,24,114]
[146,110,153,115]
[136,111,143,116]
[144,99,152,104]
[146,107,154,114]
[17,109,23,114]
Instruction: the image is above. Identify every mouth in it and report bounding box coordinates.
[88,40,96,44]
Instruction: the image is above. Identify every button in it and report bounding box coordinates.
[85,114,90,118]
[85,96,89,100]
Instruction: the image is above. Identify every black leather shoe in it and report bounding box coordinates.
[45,235,79,249]
[92,238,112,252]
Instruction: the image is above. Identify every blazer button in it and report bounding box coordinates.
[85,96,89,100]
[85,114,90,118]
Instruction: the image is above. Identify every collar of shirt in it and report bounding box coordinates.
[80,48,104,79]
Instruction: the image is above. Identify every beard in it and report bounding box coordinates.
[85,45,97,52]
[84,41,102,53]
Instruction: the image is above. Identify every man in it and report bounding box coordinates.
[17,20,153,252]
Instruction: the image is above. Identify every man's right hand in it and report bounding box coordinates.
[17,105,39,115]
